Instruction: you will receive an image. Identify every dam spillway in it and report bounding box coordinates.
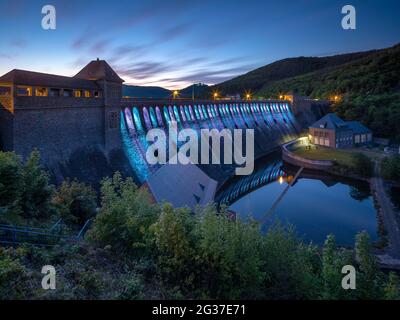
[120,100,301,184]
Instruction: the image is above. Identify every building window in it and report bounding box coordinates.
[361,134,366,143]
[94,90,101,98]
[84,90,91,98]
[0,86,11,96]
[74,90,82,98]
[17,86,32,96]
[35,87,48,96]
[49,88,60,97]
[355,135,360,144]
[63,89,73,97]
[109,111,118,129]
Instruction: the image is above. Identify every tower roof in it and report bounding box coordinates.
[74,59,124,83]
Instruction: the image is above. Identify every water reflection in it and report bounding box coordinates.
[216,155,378,246]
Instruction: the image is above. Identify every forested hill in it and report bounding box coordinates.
[213,49,378,95]
[258,43,400,141]
[122,85,171,98]
[258,43,400,98]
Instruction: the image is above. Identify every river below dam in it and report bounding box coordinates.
[216,153,379,246]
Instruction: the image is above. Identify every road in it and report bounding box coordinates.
[370,161,400,260]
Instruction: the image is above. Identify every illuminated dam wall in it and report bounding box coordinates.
[120,100,301,184]
[215,157,285,206]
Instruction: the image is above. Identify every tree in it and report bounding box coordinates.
[86,172,159,255]
[351,153,373,177]
[52,179,97,225]
[19,150,54,219]
[151,204,198,294]
[320,234,355,299]
[0,152,23,222]
[381,156,400,181]
[383,272,400,300]
[196,206,264,299]
[355,231,381,299]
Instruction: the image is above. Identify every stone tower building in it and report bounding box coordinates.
[0,59,132,182]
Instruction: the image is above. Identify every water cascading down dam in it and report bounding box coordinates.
[120,100,301,184]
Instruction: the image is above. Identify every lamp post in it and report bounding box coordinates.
[173,90,179,99]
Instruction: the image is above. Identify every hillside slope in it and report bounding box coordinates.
[258,44,400,140]
[213,50,377,95]
[122,85,171,98]
[258,44,400,98]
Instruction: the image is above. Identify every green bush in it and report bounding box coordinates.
[0,150,54,223]
[52,179,97,225]
[351,153,374,177]
[381,156,400,181]
[0,248,31,299]
[86,172,159,255]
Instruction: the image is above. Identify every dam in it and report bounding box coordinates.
[0,59,328,191]
[1,59,380,246]
[119,99,301,183]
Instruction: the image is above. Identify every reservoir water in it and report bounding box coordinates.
[217,153,379,246]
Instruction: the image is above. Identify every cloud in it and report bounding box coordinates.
[153,64,256,86]
[159,22,194,42]
[0,53,12,59]
[9,39,27,49]
[115,60,174,80]
[90,39,112,55]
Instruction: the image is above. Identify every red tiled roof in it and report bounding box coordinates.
[74,59,124,83]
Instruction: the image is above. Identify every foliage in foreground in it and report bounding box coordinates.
[0,151,399,300]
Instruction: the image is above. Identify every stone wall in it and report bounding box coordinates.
[0,102,14,151]
[13,105,105,163]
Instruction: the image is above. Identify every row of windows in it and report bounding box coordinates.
[355,134,372,144]
[0,85,102,98]
[314,130,329,138]
[314,137,330,147]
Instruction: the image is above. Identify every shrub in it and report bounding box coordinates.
[351,153,374,177]
[0,249,31,299]
[52,179,97,225]
[381,156,400,181]
[86,172,159,255]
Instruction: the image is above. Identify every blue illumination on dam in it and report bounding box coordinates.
[120,101,300,184]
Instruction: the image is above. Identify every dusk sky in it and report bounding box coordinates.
[0,0,399,89]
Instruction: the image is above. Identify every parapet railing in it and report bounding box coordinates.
[0,218,93,247]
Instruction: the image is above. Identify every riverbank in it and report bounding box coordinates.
[371,161,400,265]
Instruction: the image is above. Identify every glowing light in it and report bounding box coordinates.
[279,176,284,184]
[173,90,179,99]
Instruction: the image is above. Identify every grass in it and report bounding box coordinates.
[292,146,355,167]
